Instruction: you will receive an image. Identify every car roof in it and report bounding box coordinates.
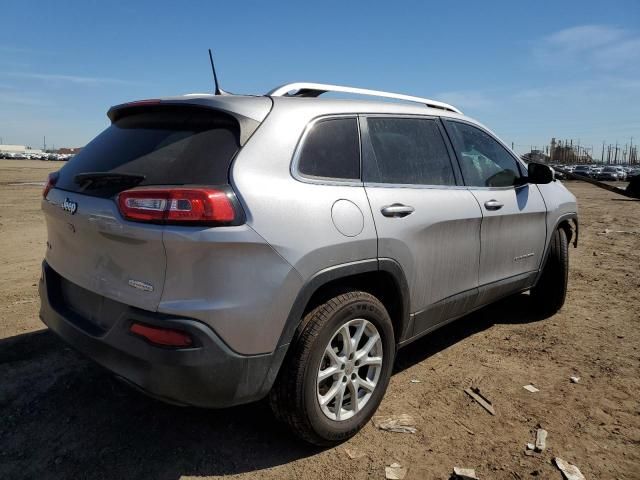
[152,92,471,119]
[113,88,499,144]
[152,93,488,131]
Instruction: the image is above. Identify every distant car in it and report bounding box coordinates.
[597,166,620,181]
[573,165,592,177]
[615,167,627,181]
[552,167,566,180]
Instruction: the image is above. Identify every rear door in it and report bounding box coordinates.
[361,116,482,338]
[443,120,547,304]
[44,106,242,311]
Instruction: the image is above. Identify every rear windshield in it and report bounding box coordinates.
[55,107,240,197]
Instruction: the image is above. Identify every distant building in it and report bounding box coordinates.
[57,147,82,154]
[549,138,592,164]
[0,144,44,154]
[521,149,549,163]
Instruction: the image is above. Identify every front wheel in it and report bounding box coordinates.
[269,291,395,446]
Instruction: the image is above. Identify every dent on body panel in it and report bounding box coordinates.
[42,190,165,312]
[159,226,303,355]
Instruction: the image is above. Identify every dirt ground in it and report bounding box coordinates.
[0,159,638,480]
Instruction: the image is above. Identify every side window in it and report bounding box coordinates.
[445,120,522,187]
[364,117,456,186]
[297,117,360,180]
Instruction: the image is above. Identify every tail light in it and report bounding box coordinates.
[130,322,193,348]
[117,187,242,226]
[43,171,59,198]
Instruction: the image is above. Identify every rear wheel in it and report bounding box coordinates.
[269,291,395,446]
[530,227,569,316]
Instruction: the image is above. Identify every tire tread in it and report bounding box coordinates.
[269,291,389,445]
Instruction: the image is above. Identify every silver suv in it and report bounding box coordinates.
[39,82,578,445]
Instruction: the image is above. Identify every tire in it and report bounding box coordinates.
[269,291,395,446]
[530,227,569,316]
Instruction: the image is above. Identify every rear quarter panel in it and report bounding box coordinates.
[231,103,378,280]
[158,225,303,355]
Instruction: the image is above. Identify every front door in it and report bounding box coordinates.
[443,120,547,305]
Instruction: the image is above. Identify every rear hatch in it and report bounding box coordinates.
[43,101,256,313]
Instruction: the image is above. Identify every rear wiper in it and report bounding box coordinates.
[74,172,146,190]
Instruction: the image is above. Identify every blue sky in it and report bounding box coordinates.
[1,0,639,156]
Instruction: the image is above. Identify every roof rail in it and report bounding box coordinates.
[267,82,462,114]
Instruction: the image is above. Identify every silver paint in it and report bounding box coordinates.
[42,91,577,359]
[331,199,364,237]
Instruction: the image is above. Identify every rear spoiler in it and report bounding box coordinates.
[107,96,273,146]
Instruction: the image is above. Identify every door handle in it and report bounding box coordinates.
[381,204,415,218]
[484,199,504,210]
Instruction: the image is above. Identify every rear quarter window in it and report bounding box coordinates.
[296,117,360,180]
[55,107,240,197]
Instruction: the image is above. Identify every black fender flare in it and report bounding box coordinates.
[534,212,578,286]
[276,258,410,349]
[258,258,410,396]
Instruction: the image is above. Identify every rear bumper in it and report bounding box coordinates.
[39,261,286,408]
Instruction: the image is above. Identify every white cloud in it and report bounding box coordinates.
[7,72,143,86]
[0,92,53,106]
[592,38,640,69]
[543,25,626,52]
[534,24,640,71]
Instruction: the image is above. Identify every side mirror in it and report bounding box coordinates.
[527,162,554,184]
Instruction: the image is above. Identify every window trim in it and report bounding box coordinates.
[290,114,363,186]
[360,114,464,189]
[441,118,528,190]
